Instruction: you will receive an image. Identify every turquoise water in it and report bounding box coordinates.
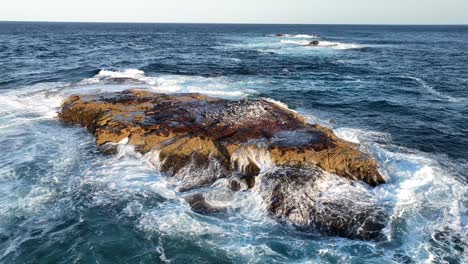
[0,22,466,263]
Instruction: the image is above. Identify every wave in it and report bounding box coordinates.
[292,34,319,38]
[84,69,146,83]
[79,69,256,98]
[402,75,466,103]
[272,34,319,38]
[280,39,364,50]
[0,82,66,124]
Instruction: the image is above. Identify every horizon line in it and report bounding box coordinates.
[1,20,467,26]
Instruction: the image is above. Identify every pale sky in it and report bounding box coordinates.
[1,0,467,24]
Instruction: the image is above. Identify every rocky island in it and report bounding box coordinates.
[59,89,387,239]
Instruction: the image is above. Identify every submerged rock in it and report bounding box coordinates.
[59,89,387,239]
[184,193,227,214]
[308,40,320,46]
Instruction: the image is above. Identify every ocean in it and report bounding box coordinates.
[0,22,466,263]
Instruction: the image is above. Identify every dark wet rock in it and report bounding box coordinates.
[275,33,284,37]
[308,40,320,46]
[184,193,227,214]
[229,179,242,192]
[59,89,387,239]
[258,166,388,240]
[172,152,230,192]
[228,173,256,192]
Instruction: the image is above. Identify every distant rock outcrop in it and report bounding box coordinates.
[59,89,386,239]
[308,40,320,46]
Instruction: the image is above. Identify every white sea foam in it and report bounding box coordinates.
[332,126,467,261]
[93,69,145,80]
[292,34,319,38]
[263,97,299,115]
[334,127,391,145]
[317,41,364,50]
[138,209,225,237]
[81,139,177,204]
[335,128,362,144]
[273,34,319,38]
[0,83,66,122]
[80,69,256,99]
[280,39,312,46]
[230,142,275,173]
[280,39,364,50]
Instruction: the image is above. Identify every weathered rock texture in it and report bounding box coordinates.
[58,89,386,239]
[59,89,384,185]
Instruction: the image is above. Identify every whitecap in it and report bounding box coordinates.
[79,69,256,99]
[79,69,146,85]
[272,34,319,38]
[334,127,391,145]
[292,34,319,38]
[402,75,466,103]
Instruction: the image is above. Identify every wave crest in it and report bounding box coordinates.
[79,69,256,98]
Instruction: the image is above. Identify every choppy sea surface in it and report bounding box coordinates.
[0,22,467,263]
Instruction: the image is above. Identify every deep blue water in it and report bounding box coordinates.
[0,22,466,263]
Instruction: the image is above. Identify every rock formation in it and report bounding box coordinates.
[308,40,320,46]
[58,89,387,239]
[258,166,387,239]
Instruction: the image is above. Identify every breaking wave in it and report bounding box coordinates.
[292,34,319,38]
[271,34,319,38]
[80,69,256,98]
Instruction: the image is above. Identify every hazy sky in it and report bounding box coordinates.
[1,0,467,24]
